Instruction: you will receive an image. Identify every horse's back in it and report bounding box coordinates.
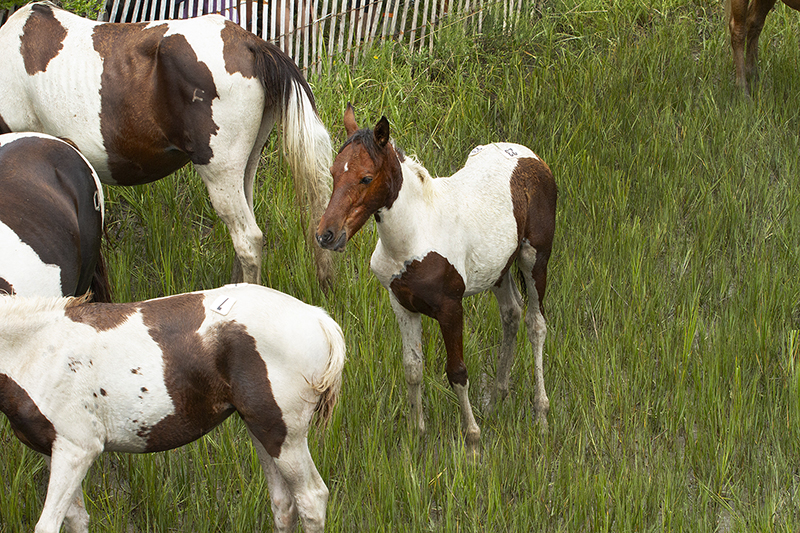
[204,284,339,363]
[0,133,103,297]
[429,143,555,294]
[0,3,271,185]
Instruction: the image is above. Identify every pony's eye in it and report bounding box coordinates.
[360,176,373,185]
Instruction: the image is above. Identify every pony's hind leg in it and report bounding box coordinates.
[249,430,328,533]
[199,167,264,284]
[489,270,524,409]
[389,295,426,434]
[228,112,277,283]
[518,242,550,431]
[744,0,779,87]
[246,429,299,532]
[36,439,100,533]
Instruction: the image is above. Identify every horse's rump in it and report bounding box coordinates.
[0,133,106,299]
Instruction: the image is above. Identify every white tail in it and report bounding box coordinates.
[282,81,336,286]
[311,312,346,427]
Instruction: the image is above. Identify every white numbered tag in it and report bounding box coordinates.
[210,295,236,316]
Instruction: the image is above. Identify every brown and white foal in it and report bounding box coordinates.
[0,284,345,533]
[316,105,557,454]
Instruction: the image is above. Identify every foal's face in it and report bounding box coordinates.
[316,107,401,251]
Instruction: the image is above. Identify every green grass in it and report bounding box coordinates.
[2,0,800,530]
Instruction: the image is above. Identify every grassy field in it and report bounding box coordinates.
[2,0,800,531]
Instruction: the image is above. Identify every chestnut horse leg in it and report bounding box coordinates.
[519,242,550,431]
[490,270,524,409]
[729,0,751,91]
[437,298,481,455]
[389,295,426,434]
[745,0,778,88]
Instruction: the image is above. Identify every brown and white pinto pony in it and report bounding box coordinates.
[728,0,800,93]
[316,105,557,454]
[0,2,334,288]
[0,283,345,533]
[0,132,110,302]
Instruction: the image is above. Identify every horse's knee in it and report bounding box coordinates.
[270,492,299,532]
[402,346,424,386]
[63,506,89,533]
[296,485,328,533]
[525,309,547,343]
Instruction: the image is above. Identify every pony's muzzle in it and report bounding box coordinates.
[315,229,348,252]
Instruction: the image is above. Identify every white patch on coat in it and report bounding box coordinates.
[0,221,63,296]
[0,9,108,180]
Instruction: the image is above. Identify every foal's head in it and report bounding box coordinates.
[315,104,403,252]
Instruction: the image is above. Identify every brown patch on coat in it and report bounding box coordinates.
[0,278,13,295]
[137,293,287,456]
[390,251,469,386]
[210,320,288,457]
[92,23,218,185]
[66,301,139,331]
[0,135,104,296]
[0,114,9,134]
[20,3,66,76]
[493,156,558,298]
[0,373,56,455]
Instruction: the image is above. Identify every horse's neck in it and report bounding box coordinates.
[376,158,443,255]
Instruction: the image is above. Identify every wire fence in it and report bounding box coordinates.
[1,0,526,76]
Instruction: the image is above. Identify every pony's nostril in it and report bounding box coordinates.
[316,230,333,247]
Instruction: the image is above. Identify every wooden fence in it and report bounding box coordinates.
[1,0,524,76]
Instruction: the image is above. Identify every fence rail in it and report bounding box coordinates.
[1,0,524,76]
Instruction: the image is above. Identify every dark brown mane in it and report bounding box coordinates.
[340,128,405,163]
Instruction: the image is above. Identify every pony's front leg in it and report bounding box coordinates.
[389,295,426,434]
[436,299,481,456]
[42,455,90,533]
[36,439,100,533]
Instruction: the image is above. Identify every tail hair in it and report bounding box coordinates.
[252,42,334,285]
[311,313,346,429]
[89,249,113,303]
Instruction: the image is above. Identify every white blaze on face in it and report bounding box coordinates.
[0,221,62,296]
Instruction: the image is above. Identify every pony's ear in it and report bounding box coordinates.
[344,103,359,136]
[374,116,390,147]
